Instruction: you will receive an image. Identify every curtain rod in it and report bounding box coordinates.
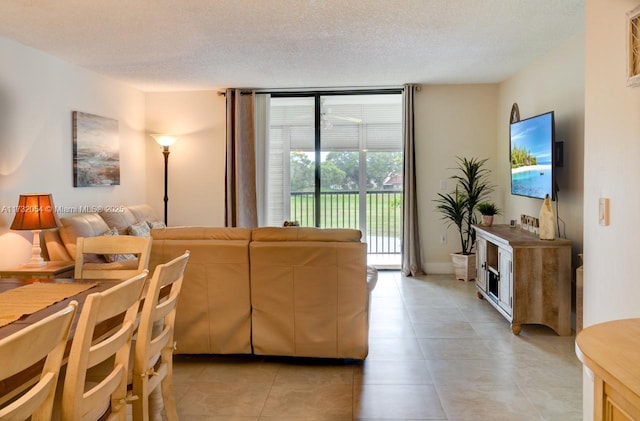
[217,90,253,96]
[217,85,404,96]
[257,85,404,93]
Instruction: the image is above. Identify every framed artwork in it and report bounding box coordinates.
[72,111,120,187]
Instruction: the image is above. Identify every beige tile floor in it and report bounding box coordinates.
[168,271,582,420]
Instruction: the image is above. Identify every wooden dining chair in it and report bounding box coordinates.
[0,301,77,421]
[131,251,190,421]
[74,236,152,280]
[61,271,147,421]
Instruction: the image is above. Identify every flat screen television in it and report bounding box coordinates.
[510,111,555,200]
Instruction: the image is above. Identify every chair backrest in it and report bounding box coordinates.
[131,251,190,421]
[74,235,152,280]
[0,301,77,421]
[61,271,147,421]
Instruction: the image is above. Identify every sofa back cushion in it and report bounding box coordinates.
[127,204,161,224]
[251,227,361,242]
[58,213,110,261]
[98,207,138,234]
[152,227,252,241]
[44,205,162,262]
[98,204,161,234]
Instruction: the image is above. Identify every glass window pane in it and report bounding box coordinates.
[269,96,315,226]
[320,151,359,229]
[365,151,403,254]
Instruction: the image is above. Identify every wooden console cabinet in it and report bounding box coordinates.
[473,225,572,336]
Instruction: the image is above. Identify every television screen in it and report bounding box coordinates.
[510,111,555,200]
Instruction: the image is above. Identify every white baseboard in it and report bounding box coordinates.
[424,262,453,274]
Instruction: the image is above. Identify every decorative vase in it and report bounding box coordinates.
[450,253,476,282]
[539,194,555,240]
[480,215,494,227]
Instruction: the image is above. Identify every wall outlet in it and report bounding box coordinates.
[439,180,446,190]
[440,234,447,245]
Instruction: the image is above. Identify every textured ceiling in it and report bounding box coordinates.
[0,1,584,92]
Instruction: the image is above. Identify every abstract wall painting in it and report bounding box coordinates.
[72,111,120,187]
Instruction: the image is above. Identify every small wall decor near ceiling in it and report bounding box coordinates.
[510,103,520,123]
[72,111,120,187]
[628,4,640,86]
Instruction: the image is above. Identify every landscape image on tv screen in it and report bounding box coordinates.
[510,112,553,199]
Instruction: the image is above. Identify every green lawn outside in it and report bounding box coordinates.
[290,191,403,239]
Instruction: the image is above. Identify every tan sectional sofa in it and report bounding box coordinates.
[250,227,370,358]
[150,227,253,355]
[44,205,376,360]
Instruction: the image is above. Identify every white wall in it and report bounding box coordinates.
[583,0,640,418]
[142,84,503,271]
[0,32,586,279]
[584,0,640,326]
[414,84,499,273]
[416,38,585,275]
[0,36,146,268]
[145,91,226,227]
[498,34,585,271]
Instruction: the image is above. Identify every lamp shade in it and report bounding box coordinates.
[10,193,60,231]
[151,134,177,147]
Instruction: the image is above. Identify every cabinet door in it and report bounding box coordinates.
[498,248,513,315]
[475,237,487,292]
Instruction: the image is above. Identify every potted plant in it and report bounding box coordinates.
[434,157,494,281]
[477,202,501,227]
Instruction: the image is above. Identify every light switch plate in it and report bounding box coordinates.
[599,198,610,226]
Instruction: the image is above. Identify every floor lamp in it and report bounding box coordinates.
[151,134,177,226]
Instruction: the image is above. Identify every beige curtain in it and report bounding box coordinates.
[254,94,270,227]
[225,88,258,228]
[401,84,425,276]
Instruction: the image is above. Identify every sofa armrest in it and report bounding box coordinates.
[43,229,72,261]
[366,265,378,292]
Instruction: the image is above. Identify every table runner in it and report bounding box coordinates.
[0,282,97,328]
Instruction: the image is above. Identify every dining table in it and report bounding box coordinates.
[0,276,123,404]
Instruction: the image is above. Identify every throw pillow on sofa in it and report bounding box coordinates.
[128,221,151,237]
[101,227,136,262]
[58,213,110,262]
[146,220,166,229]
[99,207,138,235]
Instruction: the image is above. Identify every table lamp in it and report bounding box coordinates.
[10,193,60,267]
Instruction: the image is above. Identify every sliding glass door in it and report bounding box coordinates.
[264,91,403,262]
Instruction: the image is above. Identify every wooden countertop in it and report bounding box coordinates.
[0,261,75,278]
[576,318,640,400]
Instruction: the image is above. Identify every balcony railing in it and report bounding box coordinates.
[290,191,403,255]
